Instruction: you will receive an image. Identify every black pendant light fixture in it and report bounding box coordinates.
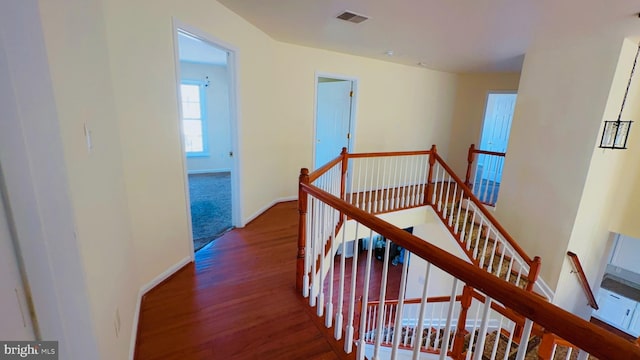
[599,43,640,149]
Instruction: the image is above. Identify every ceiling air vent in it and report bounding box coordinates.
[336,11,369,24]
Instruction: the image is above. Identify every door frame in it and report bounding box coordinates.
[312,72,359,170]
[172,19,243,258]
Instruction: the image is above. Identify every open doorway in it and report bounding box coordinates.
[473,91,517,205]
[174,26,240,253]
[314,74,358,169]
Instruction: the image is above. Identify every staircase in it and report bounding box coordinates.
[297,146,640,359]
[445,201,529,290]
[360,291,600,360]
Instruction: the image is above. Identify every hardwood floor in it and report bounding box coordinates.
[135,201,345,359]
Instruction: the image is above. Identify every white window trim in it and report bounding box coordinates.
[180,80,209,157]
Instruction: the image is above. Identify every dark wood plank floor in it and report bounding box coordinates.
[135,201,344,360]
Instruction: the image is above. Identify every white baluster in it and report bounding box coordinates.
[309,199,318,307]
[408,156,417,206]
[514,319,534,360]
[454,188,464,234]
[335,213,347,340]
[565,347,573,360]
[344,223,360,353]
[391,250,411,359]
[389,157,397,211]
[501,322,516,360]
[383,157,391,212]
[439,279,459,360]
[412,262,432,360]
[471,296,493,360]
[357,230,376,360]
[317,201,326,317]
[447,182,459,227]
[367,158,375,213]
[326,208,337,328]
[465,299,483,360]
[489,316,506,359]
[460,200,471,243]
[373,239,392,359]
[486,229,499,274]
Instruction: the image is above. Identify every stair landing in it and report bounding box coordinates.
[134,201,348,360]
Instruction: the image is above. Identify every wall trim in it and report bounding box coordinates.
[187,168,231,175]
[128,255,192,360]
[244,196,297,226]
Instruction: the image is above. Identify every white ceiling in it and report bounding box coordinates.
[217,0,640,73]
[178,32,227,65]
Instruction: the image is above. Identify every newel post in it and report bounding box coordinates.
[537,332,556,360]
[525,256,542,292]
[296,168,310,293]
[339,147,348,202]
[424,144,437,205]
[465,144,476,187]
[451,286,473,359]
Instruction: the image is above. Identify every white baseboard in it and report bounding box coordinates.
[129,255,192,360]
[187,168,231,175]
[244,196,297,226]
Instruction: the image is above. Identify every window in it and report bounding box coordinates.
[180,82,207,155]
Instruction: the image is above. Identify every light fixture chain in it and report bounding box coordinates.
[617,43,640,122]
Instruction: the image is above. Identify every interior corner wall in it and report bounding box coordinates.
[99,0,459,287]
[609,47,640,240]
[0,0,109,358]
[446,73,521,176]
[181,61,233,173]
[494,33,625,292]
[553,38,639,317]
[36,0,140,358]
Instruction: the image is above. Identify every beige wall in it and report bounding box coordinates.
[37,0,139,358]
[100,0,459,287]
[609,49,640,240]
[495,33,625,295]
[554,39,640,317]
[447,73,521,175]
[270,41,458,198]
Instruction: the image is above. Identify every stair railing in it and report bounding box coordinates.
[361,296,464,355]
[298,181,640,359]
[566,251,599,310]
[465,144,506,207]
[298,146,548,303]
[430,151,543,294]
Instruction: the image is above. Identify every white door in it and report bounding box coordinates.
[478,93,517,180]
[0,191,35,340]
[314,79,354,170]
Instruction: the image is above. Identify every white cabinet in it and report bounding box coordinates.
[594,289,636,328]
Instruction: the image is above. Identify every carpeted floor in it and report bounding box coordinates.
[188,172,233,252]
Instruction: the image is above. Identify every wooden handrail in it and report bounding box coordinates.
[300,183,640,359]
[432,153,534,265]
[366,295,462,306]
[567,251,599,310]
[470,148,506,158]
[308,154,343,182]
[465,143,506,189]
[345,149,431,158]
